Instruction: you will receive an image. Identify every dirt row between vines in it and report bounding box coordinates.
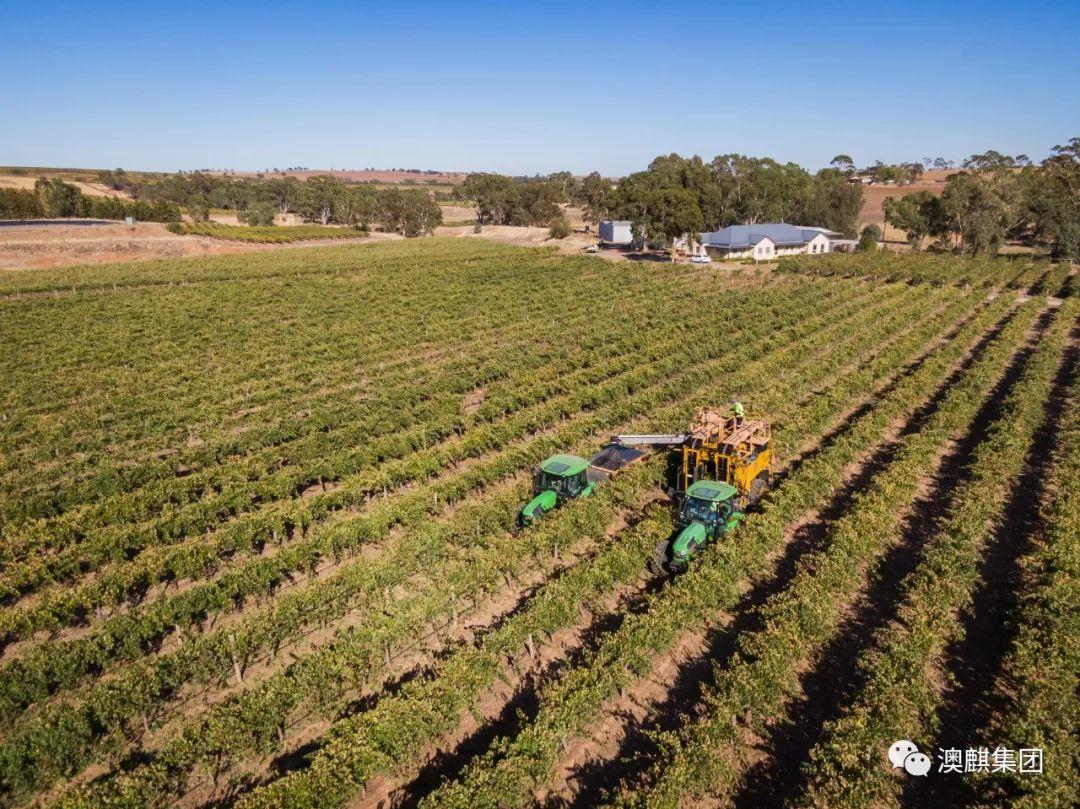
[736,307,1065,807]
[913,319,1079,808]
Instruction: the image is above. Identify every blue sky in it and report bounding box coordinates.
[2,0,1078,175]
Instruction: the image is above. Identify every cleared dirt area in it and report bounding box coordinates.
[434,223,597,254]
[0,205,609,270]
[0,222,251,269]
[857,169,952,242]
[439,205,476,223]
[0,173,131,199]
[0,221,402,270]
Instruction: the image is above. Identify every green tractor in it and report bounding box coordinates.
[651,480,743,574]
[519,454,597,525]
[516,409,771,574]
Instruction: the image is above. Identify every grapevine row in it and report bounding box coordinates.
[3,250,709,524]
[166,223,367,242]
[621,302,1044,808]
[230,290,1010,808]
[779,252,1053,290]
[974,336,1080,809]
[34,280,952,806]
[0,277,853,800]
[796,303,1073,807]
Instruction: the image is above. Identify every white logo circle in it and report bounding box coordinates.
[904,752,932,777]
[888,740,918,769]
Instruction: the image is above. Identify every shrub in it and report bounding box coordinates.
[149,200,182,223]
[188,199,211,221]
[857,224,881,252]
[548,215,572,240]
[238,204,276,226]
[0,188,42,219]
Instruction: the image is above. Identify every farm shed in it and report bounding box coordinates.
[599,220,633,245]
[700,223,836,260]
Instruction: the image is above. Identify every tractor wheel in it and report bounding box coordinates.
[748,472,770,505]
[649,541,671,576]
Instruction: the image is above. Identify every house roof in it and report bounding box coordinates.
[700,223,835,249]
[601,220,633,227]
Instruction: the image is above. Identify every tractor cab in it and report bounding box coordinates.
[666,480,743,570]
[520,454,595,525]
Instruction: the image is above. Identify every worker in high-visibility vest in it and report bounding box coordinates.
[729,400,745,427]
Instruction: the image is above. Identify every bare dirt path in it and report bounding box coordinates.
[0,221,403,270]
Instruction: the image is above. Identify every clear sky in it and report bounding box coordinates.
[3,0,1078,176]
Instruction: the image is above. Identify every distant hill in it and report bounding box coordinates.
[213,169,467,185]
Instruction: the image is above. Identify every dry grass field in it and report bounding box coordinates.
[0,173,131,200]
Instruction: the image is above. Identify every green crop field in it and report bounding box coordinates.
[0,240,1076,808]
[166,222,367,243]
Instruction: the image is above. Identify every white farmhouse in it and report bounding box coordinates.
[700,224,837,260]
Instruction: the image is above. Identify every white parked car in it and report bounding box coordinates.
[690,253,712,264]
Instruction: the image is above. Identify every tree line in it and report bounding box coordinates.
[0,179,181,223]
[6,137,1075,255]
[455,173,590,239]
[459,156,865,256]
[137,172,443,235]
[2,173,443,237]
[570,154,865,254]
[828,155,927,184]
[884,139,1079,258]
